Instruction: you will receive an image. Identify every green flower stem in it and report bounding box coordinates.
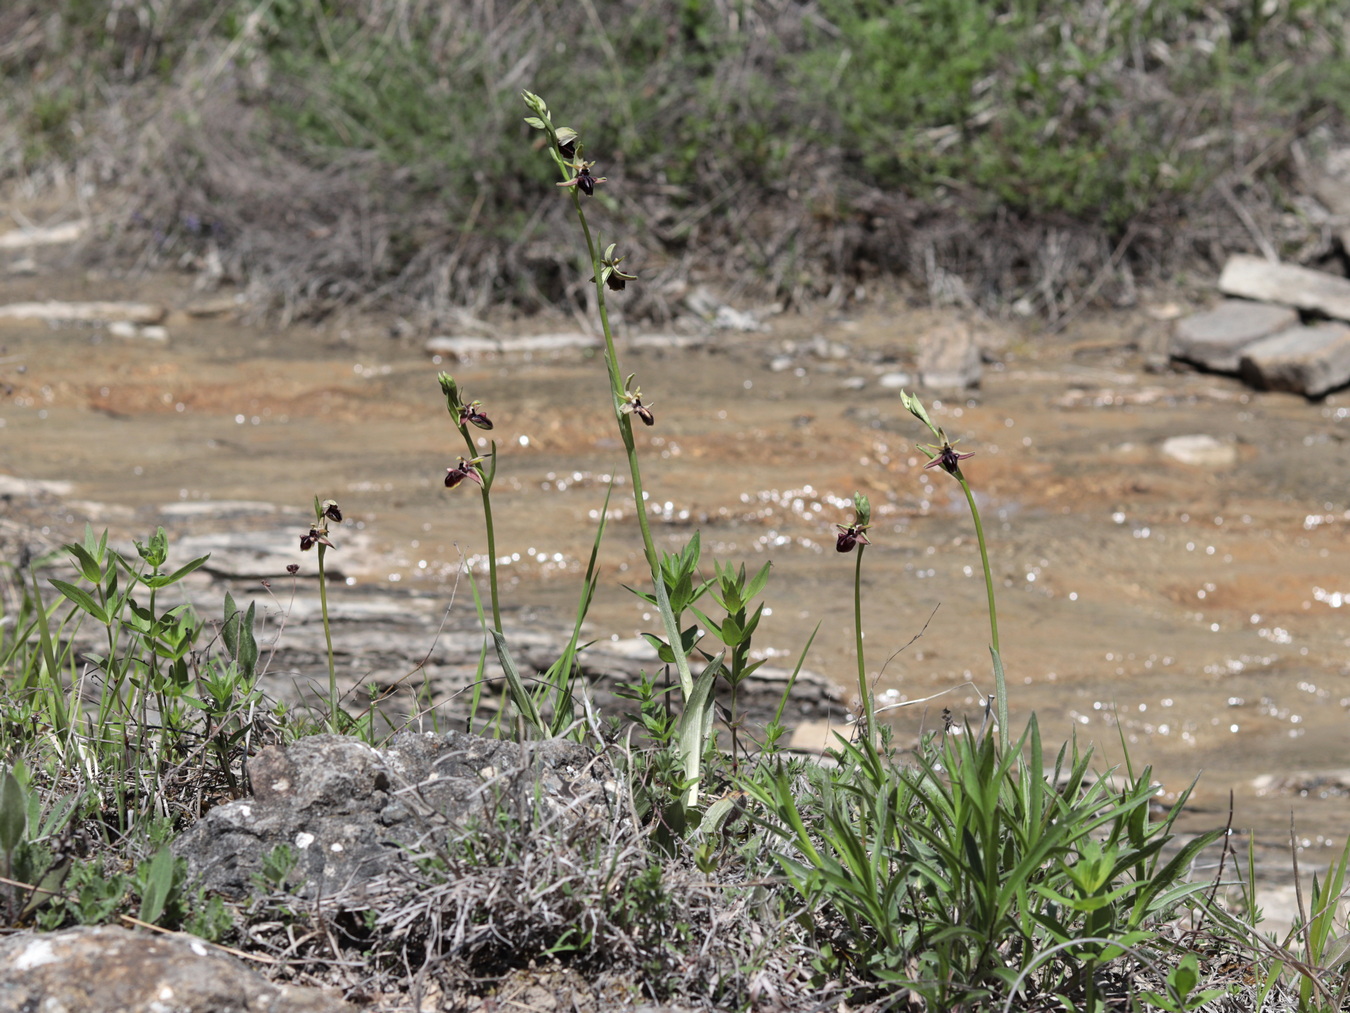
[566,190,695,701]
[476,476,502,635]
[575,206,657,566]
[954,469,1006,738]
[853,542,874,747]
[525,91,699,798]
[316,542,339,731]
[458,429,502,634]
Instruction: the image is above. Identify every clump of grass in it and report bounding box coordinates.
[745,721,1221,1008]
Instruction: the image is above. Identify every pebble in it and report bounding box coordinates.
[0,475,74,496]
[806,335,851,359]
[878,371,913,389]
[107,321,170,342]
[1160,434,1237,468]
[714,305,764,331]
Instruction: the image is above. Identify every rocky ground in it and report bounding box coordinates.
[3,213,1350,1009]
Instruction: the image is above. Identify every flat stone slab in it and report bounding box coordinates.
[1238,322,1350,396]
[0,221,86,248]
[174,527,375,580]
[158,499,290,519]
[0,300,168,324]
[426,332,602,357]
[1171,299,1298,371]
[427,332,707,358]
[1218,254,1350,322]
[185,294,247,317]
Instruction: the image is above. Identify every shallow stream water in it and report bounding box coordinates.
[2,274,1349,878]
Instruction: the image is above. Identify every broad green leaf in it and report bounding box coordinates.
[651,561,695,701]
[700,795,741,838]
[1170,954,1200,995]
[717,614,744,647]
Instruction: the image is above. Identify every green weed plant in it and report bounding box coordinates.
[0,524,269,933]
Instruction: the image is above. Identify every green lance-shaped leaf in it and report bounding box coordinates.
[490,630,547,735]
[142,553,210,589]
[67,541,105,583]
[20,861,72,918]
[222,592,239,659]
[48,579,109,625]
[138,845,176,924]
[0,769,28,857]
[222,593,258,680]
[675,652,724,806]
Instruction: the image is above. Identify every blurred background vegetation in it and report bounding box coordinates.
[1,0,1346,323]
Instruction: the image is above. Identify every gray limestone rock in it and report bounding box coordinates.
[1238,322,1350,396]
[0,924,354,1012]
[1218,254,1350,322]
[916,321,982,390]
[175,731,616,902]
[1171,299,1299,372]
